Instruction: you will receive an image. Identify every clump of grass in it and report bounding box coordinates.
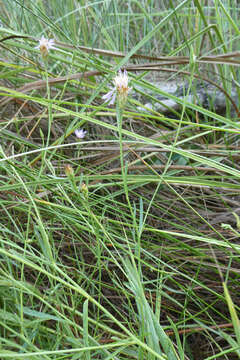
[0,0,240,359]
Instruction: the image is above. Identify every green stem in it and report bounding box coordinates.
[116,100,138,232]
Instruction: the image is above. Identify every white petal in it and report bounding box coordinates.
[102,89,115,102]
[109,92,116,105]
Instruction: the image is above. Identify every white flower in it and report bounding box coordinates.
[35,36,56,57]
[102,69,131,105]
[75,129,87,139]
[102,88,116,106]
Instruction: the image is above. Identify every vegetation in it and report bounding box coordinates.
[0,0,240,358]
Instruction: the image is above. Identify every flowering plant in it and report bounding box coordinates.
[102,69,131,106]
[75,129,87,139]
[35,36,56,58]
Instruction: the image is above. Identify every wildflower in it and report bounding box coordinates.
[65,164,74,177]
[75,129,87,139]
[102,69,131,105]
[80,182,88,199]
[35,36,56,58]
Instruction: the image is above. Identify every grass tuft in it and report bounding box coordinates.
[0,0,240,359]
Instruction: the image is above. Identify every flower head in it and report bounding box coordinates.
[102,69,131,106]
[65,164,74,177]
[75,129,87,139]
[35,36,56,58]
